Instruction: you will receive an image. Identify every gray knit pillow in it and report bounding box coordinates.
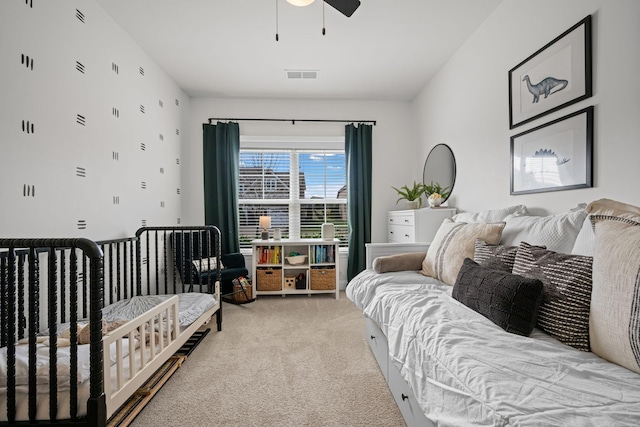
[452,258,543,336]
[512,242,593,351]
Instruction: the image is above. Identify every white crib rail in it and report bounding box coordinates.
[102,295,180,417]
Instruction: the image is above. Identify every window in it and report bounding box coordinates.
[238,140,347,250]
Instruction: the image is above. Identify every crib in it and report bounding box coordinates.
[0,225,222,426]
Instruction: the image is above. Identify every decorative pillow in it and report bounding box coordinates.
[572,198,640,257]
[452,205,528,223]
[192,256,223,272]
[473,239,519,272]
[373,252,426,274]
[501,209,587,254]
[421,219,505,286]
[452,258,544,336]
[590,218,640,374]
[571,215,595,256]
[586,198,640,221]
[512,242,593,351]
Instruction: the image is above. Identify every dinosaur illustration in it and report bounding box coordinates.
[522,75,568,103]
[534,148,570,165]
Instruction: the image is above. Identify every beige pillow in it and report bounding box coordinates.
[586,198,640,221]
[590,219,640,374]
[373,252,426,274]
[421,219,505,286]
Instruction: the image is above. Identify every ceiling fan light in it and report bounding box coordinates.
[286,0,315,6]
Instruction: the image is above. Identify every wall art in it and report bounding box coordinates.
[510,106,593,195]
[509,15,592,129]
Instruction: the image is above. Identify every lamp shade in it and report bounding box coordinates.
[259,216,271,230]
[286,0,315,6]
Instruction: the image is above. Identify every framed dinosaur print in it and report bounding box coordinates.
[510,106,593,195]
[508,15,592,129]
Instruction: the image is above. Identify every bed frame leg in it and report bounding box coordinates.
[216,308,222,331]
[87,394,107,427]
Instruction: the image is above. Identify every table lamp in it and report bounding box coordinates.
[259,216,271,240]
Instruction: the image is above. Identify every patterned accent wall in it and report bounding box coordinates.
[0,1,186,240]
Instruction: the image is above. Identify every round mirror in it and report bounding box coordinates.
[423,144,456,202]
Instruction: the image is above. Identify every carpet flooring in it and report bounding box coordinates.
[130,292,406,427]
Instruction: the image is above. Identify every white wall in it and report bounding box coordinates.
[0,0,187,240]
[413,0,640,216]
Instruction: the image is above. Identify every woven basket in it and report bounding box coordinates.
[310,268,336,290]
[256,268,282,291]
[232,278,253,302]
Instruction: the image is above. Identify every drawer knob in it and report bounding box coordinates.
[401,393,409,401]
[404,234,410,238]
[404,219,409,223]
[370,335,375,340]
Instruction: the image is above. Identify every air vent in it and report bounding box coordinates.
[285,69,318,80]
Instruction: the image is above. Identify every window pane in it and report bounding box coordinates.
[239,151,290,200]
[299,151,346,199]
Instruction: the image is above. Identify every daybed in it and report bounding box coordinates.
[0,225,222,426]
[347,199,640,426]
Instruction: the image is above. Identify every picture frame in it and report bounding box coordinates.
[509,15,592,129]
[510,106,593,195]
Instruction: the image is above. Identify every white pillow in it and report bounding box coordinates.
[571,215,595,256]
[500,209,587,254]
[452,205,528,223]
[192,256,222,272]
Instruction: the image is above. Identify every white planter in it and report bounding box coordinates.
[428,198,442,208]
[406,200,420,210]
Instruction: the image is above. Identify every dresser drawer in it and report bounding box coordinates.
[387,208,456,244]
[365,318,389,381]
[388,224,415,243]
[388,359,434,427]
[388,212,414,227]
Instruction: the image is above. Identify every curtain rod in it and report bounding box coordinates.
[207,118,376,126]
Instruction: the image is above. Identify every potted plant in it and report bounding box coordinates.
[424,181,451,207]
[391,181,426,209]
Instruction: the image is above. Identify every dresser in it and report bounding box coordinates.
[387,208,456,243]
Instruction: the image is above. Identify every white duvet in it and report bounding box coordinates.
[347,269,640,426]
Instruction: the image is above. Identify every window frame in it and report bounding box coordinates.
[239,136,347,253]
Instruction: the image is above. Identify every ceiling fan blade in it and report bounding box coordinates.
[324,0,361,17]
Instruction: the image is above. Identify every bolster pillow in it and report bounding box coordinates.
[373,252,427,274]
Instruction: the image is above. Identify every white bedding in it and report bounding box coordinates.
[347,269,640,426]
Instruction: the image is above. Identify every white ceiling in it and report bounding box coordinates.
[95,0,502,101]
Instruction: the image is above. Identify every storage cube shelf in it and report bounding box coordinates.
[252,239,340,299]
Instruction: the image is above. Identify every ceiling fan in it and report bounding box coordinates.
[287,0,360,17]
[324,0,361,17]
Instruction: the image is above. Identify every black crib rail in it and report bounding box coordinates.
[0,238,105,426]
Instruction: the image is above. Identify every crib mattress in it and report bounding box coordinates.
[102,292,217,327]
[347,269,640,426]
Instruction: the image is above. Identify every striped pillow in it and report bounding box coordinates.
[421,219,505,286]
[512,242,593,351]
[590,218,640,373]
[473,239,519,272]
